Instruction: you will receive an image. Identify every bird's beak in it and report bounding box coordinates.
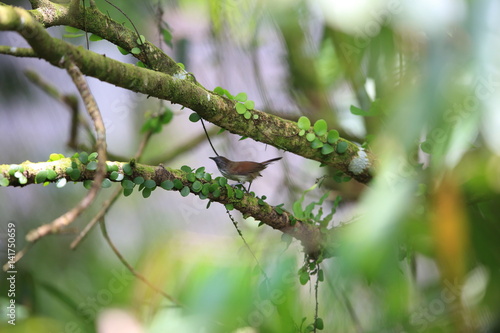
[209,157,215,160]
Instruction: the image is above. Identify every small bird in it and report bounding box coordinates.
[210,156,282,192]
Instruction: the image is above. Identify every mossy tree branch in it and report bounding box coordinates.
[0,3,374,184]
[0,159,323,255]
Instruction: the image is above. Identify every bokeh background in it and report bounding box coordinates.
[1,0,500,332]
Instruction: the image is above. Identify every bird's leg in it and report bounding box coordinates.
[246,182,252,193]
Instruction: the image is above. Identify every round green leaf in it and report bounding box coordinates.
[235,103,247,114]
[133,176,145,185]
[299,129,305,136]
[123,188,133,197]
[86,161,97,171]
[131,47,141,54]
[202,183,211,195]
[306,133,316,142]
[101,178,112,188]
[122,163,133,175]
[218,177,227,186]
[78,152,89,164]
[121,179,135,190]
[142,187,152,198]
[311,138,324,149]
[191,180,202,192]
[180,186,190,197]
[253,114,259,120]
[327,130,340,144]
[336,141,348,154]
[181,165,192,173]
[313,119,328,136]
[315,318,324,330]
[173,179,184,190]
[89,152,98,161]
[212,188,221,198]
[89,34,103,41]
[297,116,311,130]
[110,171,120,181]
[213,86,224,95]
[46,169,57,180]
[83,180,93,190]
[70,169,81,181]
[161,180,174,190]
[234,92,247,102]
[244,111,252,119]
[225,203,234,211]
[299,271,310,285]
[189,112,201,122]
[144,179,156,189]
[0,177,10,187]
[244,100,255,109]
[321,143,334,155]
[35,170,47,184]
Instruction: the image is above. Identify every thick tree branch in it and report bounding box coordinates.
[0,159,322,255]
[0,4,373,184]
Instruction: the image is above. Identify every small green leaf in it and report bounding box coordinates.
[131,47,141,54]
[195,167,206,178]
[144,179,156,189]
[142,188,152,198]
[89,151,98,161]
[181,165,192,173]
[318,269,324,282]
[86,161,98,171]
[235,188,244,199]
[123,188,133,196]
[83,180,93,190]
[137,35,146,45]
[121,179,135,190]
[213,86,225,95]
[235,103,247,114]
[70,169,81,181]
[202,183,211,195]
[244,111,252,119]
[212,188,221,198]
[189,112,201,122]
[89,34,103,41]
[306,133,316,142]
[123,163,133,175]
[297,116,311,130]
[101,179,112,188]
[173,179,184,190]
[244,100,255,109]
[35,171,47,184]
[315,317,324,330]
[136,61,146,68]
[321,144,334,155]
[0,177,9,187]
[234,92,247,102]
[299,129,306,136]
[311,138,324,149]
[65,26,80,33]
[313,119,328,136]
[218,177,227,186]
[336,141,348,154]
[110,171,120,181]
[225,203,234,211]
[350,105,367,116]
[299,271,310,285]
[49,153,63,161]
[191,180,203,192]
[253,114,259,120]
[180,186,190,197]
[133,176,145,185]
[161,180,174,190]
[46,169,57,180]
[78,152,89,164]
[327,130,339,144]
[187,173,196,182]
[117,45,129,55]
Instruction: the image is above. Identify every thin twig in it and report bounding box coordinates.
[313,263,320,333]
[24,60,107,243]
[70,187,122,249]
[200,118,219,156]
[225,209,270,283]
[99,218,183,307]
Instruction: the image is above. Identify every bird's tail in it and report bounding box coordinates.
[261,157,282,165]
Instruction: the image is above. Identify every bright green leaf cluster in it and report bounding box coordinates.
[213,87,258,120]
[296,116,344,156]
[292,183,341,228]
